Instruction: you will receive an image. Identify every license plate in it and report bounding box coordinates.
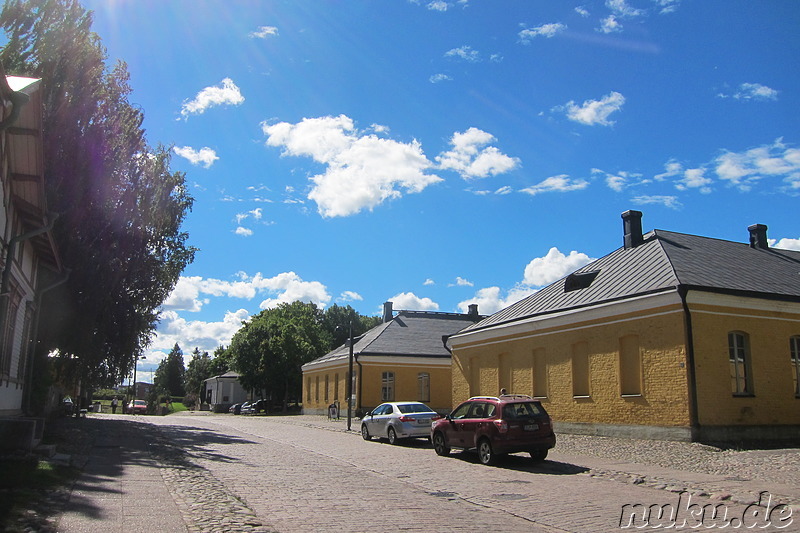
[524,424,538,431]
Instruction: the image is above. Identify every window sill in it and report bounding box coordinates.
[573,395,591,399]
[621,394,642,398]
[732,393,755,398]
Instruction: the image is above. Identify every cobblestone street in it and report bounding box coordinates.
[139,412,798,532]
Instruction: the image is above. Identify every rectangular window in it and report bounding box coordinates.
[381,371,395,402]
[324,374,329,402]
[306,377,311,402]
[532,348,548,398]
[315,375,319,402]
[1,288,22,376]
[572,341,590,397]
[728,332,752,395]
[790,336,800,397]
[418,372,430,402]
[619,335,642,396]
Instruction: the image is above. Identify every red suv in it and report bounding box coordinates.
[431,395,556,465]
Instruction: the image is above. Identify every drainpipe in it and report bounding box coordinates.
[678,286,700,441]
[22,269,71,415]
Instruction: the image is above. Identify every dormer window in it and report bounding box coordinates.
[564,271,600,292]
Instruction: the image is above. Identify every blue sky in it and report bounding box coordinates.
[78,0,799,376]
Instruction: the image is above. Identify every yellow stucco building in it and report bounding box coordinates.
[447,211,800,442]
[302,302,483,416]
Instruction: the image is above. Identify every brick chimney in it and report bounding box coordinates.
[382,301,393,323]
[622,210,644,249]
[748,224,769,250]
[467,304,479,318]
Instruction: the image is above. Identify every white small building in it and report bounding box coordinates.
[203,371,248,413]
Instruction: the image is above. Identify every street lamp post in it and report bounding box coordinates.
[346,320,354,431]
[131,355,145,412]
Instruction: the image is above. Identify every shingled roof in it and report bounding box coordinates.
[459,220,800,335]
[303,309,484,369]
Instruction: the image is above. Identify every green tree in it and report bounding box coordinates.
[229,302,332,411]
[321,304,381,349]
[154,343,186,398]
[183,347,212,407]
[0,0,196,389]
[209,345,233,376]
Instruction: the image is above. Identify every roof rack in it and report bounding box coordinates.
[467,394,533,401]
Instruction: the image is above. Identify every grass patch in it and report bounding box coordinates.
[0,457,77,530]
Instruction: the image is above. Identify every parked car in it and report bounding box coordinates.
[128,399,147,414]
[229,403,242,415]
[250,399,268,413]
[430,394,556,465]
[361,402,441,445]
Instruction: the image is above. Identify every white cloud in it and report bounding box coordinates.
[235,208,263,224]
[457,247,593,315]
[338,291,363,302]
[676,168,712,193]
[429,73,453,83]
[771,237,800,251]
[173,146,219,168]
[630,195,682,209]
[180,78,244,118]
[427,1,449,11]
[153,308,250,355]
[387,292,439,311]
[598,15,623,33]
[423,278,435,286]
[521,175,589,196]
[523,247,594,287]
[606,0,645,17]
[450,277,474,287]
[235,226,253,237]
[593,168,643,192]
[436,128,519,179]
[734,83,779,101]
[654,0,681,14]
[495,186,513,195]
[263,115,443,217]
[575,6,590,17]
[714,138,800,191]
[249,26,278,38]
[457,285,537,316]
[519,23,566,43]
[654,160,683,181]
[445,45,480,62]
[562,91,625,126]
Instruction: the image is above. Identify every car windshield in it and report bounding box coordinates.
[397,403,433,414]
[502,402,543,419]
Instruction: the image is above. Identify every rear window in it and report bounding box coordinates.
[502,402,544,419]
[398,403,432,414]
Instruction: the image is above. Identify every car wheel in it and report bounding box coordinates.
[361,424,371,441]
[530,450,548,462]
[432,432,450,456]
[387,427,398,445]
[478,438,496,466]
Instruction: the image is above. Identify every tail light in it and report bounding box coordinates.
[493,419,508,433]
[399,416,416,422]
[431,415,441,421]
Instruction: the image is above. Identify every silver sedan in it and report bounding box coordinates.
[360,402,441,445]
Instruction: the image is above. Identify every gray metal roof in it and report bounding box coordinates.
[459,229,800,334]
[304,310,484,368]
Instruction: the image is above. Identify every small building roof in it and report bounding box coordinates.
[458,222,800,335]
[203,371,241,382]
[303,309,484,370]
